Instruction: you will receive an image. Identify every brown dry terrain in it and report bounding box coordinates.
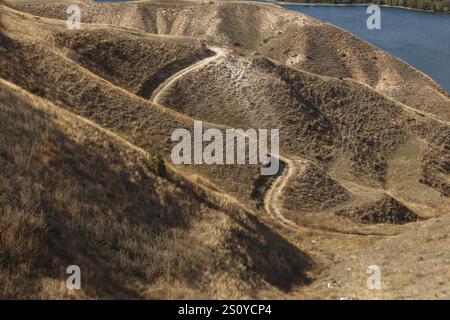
[0,0,449,299]
[0,77,312,299]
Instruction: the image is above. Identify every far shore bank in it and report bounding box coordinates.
[277,2,450,14]
[225,0,450,15]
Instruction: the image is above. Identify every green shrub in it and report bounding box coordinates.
[25,84,45,97]
[145,154,166,177]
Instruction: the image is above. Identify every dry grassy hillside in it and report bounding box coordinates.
[52,30,211,97]
[0,5,274,210]
[12,0,450,121]
[306,213,450,299]
[157,52,449,229]
[0,79,313,299]
[0,0,449,299]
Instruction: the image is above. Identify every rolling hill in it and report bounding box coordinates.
[0,0,449,299]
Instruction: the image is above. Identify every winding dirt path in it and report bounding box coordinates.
[149,46,304,229]
[263,155,300,229]
[151,46,228,103]
[148,46,391,238]
[53,38,394,237]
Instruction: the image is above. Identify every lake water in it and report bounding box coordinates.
[279,4,450,93]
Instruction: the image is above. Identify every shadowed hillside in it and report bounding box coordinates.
[1,0,449,299]
[0,78,313,299]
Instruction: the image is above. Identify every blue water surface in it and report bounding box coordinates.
[281,4,450,92]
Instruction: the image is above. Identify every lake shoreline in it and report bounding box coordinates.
[277,2,450,93]
[278,2,450,15]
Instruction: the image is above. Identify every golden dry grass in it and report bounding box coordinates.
[0,79,313,299]
[0,1,449,300]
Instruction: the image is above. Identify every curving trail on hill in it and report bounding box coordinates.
[151,46,228,103]
[263,154,300,229]
[149,46,302,228]
[149,46,448,235]
[148,46,390,238]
